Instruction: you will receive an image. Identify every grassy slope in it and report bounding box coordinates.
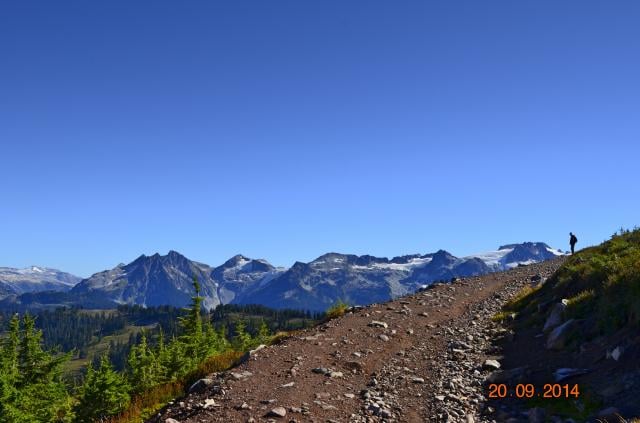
[64,323,156,375]
[496,229,640,419]
[505,229,640,340]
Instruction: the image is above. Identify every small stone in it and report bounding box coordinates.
[411,377,425,384]
[312,367,330,375]
[202,398,217,409]
[230,371,253,380]
[368,321,388,328]
[483,359,501,370]
[344,393,355,399]
[329,371,344,378]
[280,382,295,388]
[188,378,214,393]
[265,406,287,418]
[611,346,623,361]
[378,334,390,342]
[165,419,180,423]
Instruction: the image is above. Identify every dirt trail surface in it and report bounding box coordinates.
[150,259,564,423]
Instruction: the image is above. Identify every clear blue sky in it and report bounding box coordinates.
[1,1,638,277]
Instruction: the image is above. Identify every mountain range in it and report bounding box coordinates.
[0,266,80,296]
[0,242,564,312]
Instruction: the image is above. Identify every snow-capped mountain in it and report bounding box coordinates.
[71,251,220,309]
[212,254,286,304]
[235,253,421,312]
[0,266,81,296]
[467,242,564,270]
[1,242,564,312]
[70,251,283,310]
[239,242,565,311]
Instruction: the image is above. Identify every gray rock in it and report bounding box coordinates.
[610,346,623,361]
[369,321,388,328]
[483,359,501,370]
[546,319,577,350]
[239,344,267,363]
[380,409,392,418]
[486,367,527,384]
[230,370,253,380]
[312,367,330,375]
[265,406,287,418]
[543,301,567,332]
[188,378,214,393]
[165,419,180,423]
[202,398,217,409]
[553,368,589,382]
[378,334,390,342]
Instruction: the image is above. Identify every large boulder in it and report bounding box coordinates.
[546,319,577,350]
[543,300,567,332]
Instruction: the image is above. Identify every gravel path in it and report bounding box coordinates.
[149,259,564,423]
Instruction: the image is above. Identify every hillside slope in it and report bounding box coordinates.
[149,259,568,422]
[488,229,640,420]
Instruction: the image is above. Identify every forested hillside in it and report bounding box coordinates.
[0,277,322,422]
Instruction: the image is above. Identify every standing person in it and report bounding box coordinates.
[569,232,578,255]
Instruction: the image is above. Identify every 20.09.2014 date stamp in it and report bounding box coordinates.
[488,383,580,399]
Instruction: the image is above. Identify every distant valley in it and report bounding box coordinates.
[0,242,564,312]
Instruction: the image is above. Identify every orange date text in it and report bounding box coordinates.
[487,383,580,399]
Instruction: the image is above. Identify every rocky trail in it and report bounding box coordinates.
[150,259,564,423]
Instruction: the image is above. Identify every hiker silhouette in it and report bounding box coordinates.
[569,232,578,255]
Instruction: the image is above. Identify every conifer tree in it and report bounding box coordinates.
[256,319,271,345]
[0,314,73,423]
[232,320,252,351]
[75,355,130,422]
[127,333,162,393]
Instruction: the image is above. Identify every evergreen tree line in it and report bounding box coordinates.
[0,301,320,369]
[0,278,298,423]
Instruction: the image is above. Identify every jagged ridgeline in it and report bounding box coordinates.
[0,243,563,313]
